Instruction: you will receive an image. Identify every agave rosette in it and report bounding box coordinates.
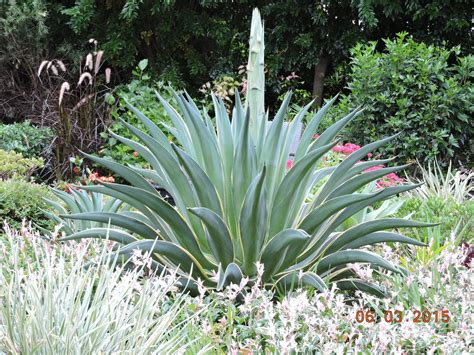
[61,9,430,296]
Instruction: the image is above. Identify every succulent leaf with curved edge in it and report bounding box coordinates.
[59,8,428,297]
[42,187,130,235]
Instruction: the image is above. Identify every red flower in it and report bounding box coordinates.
[133,151,139,157]
[286,159,293,170]
[313,134,320,140]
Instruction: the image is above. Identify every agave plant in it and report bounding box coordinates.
[42,187,129,235]
[61,9,431,296]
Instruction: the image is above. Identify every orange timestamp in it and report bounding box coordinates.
[355,309,451,323]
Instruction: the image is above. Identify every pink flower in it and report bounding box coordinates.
[332,145,345,153]
[342,143,361,154]
[286,159,293,170]
[331,143,361,155]
[313,134,320,140]
[89,172,99,181]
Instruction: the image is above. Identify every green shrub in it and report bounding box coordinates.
[0,149,44,180]
[326,33,474,167]
[0,180,55,231]
[0,121,53,159]
[397,196,473,244]
[99,60,175,169]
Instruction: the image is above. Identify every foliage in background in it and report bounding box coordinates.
[36,41,113,179]
[326,34,474,167]
[2,0,473,168]
[59,0,473,108]
[398,161,474,245]
[99,59,175,169]
[406,161,474,204]
[0,150,44,181]
[0,121,53,158]
[0,0,49,122]
[199,70,244,110]
[0,180,55,231]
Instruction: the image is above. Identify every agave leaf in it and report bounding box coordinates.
[156,92,194,153]
[233,108,258,215]
[41,210,74,235]
[217,262,244,291]
[124,99,173,153]
[111,125,206,236]
[315,134,400,205]
[212,94,234,179]
[328,164,411,199]
[43,197,68,215]
[120,210,155,225]
[105,197,126,213]
[338,158,395,182]
[117,239,208,280]
[172,144,223,216]
[327,219,437,253]
[277,271,327,292]
[336,278,387,298]
[60,228,137,244]
[111,124,167,168]
[61,212,158,239]
[176,276,201,296]
[177,95,224,193]
[213,94,238,241]
[70,189,92,212]
[81,151,157,194]
[76,184,164,233]
[262,92,292,168]
[316,250,401,275]
[343,231,427,249]
[294,185,425,270]
[277,99,313,173]
[240,168,267,274]
[299,193,377,235]
[51,189,81,214]
[96,182,211,266]
[294,94,338,162]
[327,183,424,233]
[231,90,245,140]
[260,229,309,280]
[269,141,337,237]
[307,108,363,154]
[189,207,234,268]
[110,125,166,177]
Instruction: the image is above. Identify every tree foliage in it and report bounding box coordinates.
[60,0,473,102]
